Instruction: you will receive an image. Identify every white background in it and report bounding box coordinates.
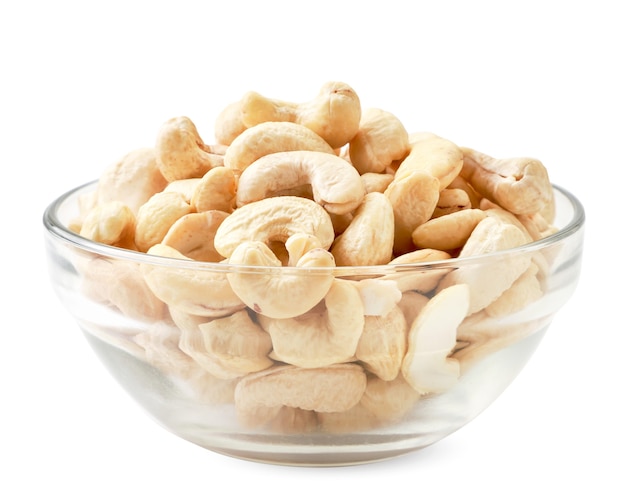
[1,1,624,486]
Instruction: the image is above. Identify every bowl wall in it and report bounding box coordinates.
[43,182,585,466]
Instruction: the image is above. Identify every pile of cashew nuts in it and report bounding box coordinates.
[74,81,558,434]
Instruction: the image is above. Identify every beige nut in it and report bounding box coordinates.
[226,240,335,319]
[330,192,394,265]
[387,249,452,294]
[384,170,440,255]
[79,201,136,249]
[437,216,532,314]
[411,208,487,251]
[447,174,483,209]
[142,244,245,317]
[162,178,201,203]
[432,188,473,219]
[236,150,366,215]
[460,147,553,215]
[361,172,394,194]
[96,147,168,215]
[259,278,364,367]
[397,132,464,190]
[223,121,335,173]
[402,283,470,395]
[213,195,335,259]
[234,364,367,428]
[355,305,408,381]
[80,257,166,322]
[134,191,192,252]
[349,108,410,174]
[161,210,229,262]
[191,166,237,213]
[484,261,543,317]
[155,116,224,182]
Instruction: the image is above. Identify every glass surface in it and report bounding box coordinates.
[43,182,585,466]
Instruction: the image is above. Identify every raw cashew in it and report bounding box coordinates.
[134,191,192,252]
[361,172,394,194]
[355,305,408,381]
[258,278,364,367]
[402,283,470,394]
[349,108,410,174]
[236,150,366,215]
[438,215,533,314]
[161,210,229,262]
[386,249,452,294]
[191,166,237,213]
[411,208,486,251]
[215,81,362,149]
[142,244,245,317]
[155,116,224,182]
[460,147,553,215]
[330,192,394,265]
[226,240,335,319]
[79,201,136,249]
[398,132,464,190]
[162,178,201,203]
[234,364,367,428]
[213,195,335,259]
[432,188,472,218]
[96,147,168,215]
[223,121,335,173]
[384,170,440,255]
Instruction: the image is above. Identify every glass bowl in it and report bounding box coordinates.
[43,181,584,466]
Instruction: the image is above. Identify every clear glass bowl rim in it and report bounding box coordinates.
[43,180,585,276]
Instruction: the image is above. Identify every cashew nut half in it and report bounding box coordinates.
[402,283,470,395]
[258,278,364,367]
[213,195,335,259]
[236,150,366,215]
[226,240,335,319]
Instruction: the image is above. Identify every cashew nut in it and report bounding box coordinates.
[402,283,470,394]
[330,192,394,265]
[226,240,335,319]
[236,150,366,215]
[213,195,335,259]
[161,210,229,262]
[411,208,487,251]
[432,188,472,219]
[386,249,452,294]
[79,201,136,249]
[258,278,364,367]
[460,147,553,215]
[349,108,410,174]
[191,166,237,213]
[142,244,245,317]
[155,116,224,182]
[223,121,335,173]
[134,191,192,253]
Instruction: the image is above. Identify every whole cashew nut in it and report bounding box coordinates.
[213,195,335,259]
[79,201,136,249]
[236,150,366,215]
[223,121,335,173]
[226,240,335,319]
[155,116,224,182]
[258,278,365,367]
[134,191,192,252]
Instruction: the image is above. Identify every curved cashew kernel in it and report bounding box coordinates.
[397,132,464,190]
[258,278,364,367]
[384,171,440,255]
[236,150,366,215]
[227,240,335,319]
[155,116,224,182]
[356,305,408,381]
[223,121,335,173]
[411,208,487,251]
[96,147,168,215]
[331,192,394,265]
[142,244,245,317]
[80,257,166,322]
[214,99,248,145]
[460,147,552,215]
[361,172,394,194]
[402,284,470,394]
[79,201,136,249]
[191,166,237,213]
[432,188,472,219]
[438,216,532,314]
[349,108,410,174]
[134,191,192,252]
[161,210,229,262]
[234,364,368,427]
[213,196,335,259]
[353,279,402,317]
